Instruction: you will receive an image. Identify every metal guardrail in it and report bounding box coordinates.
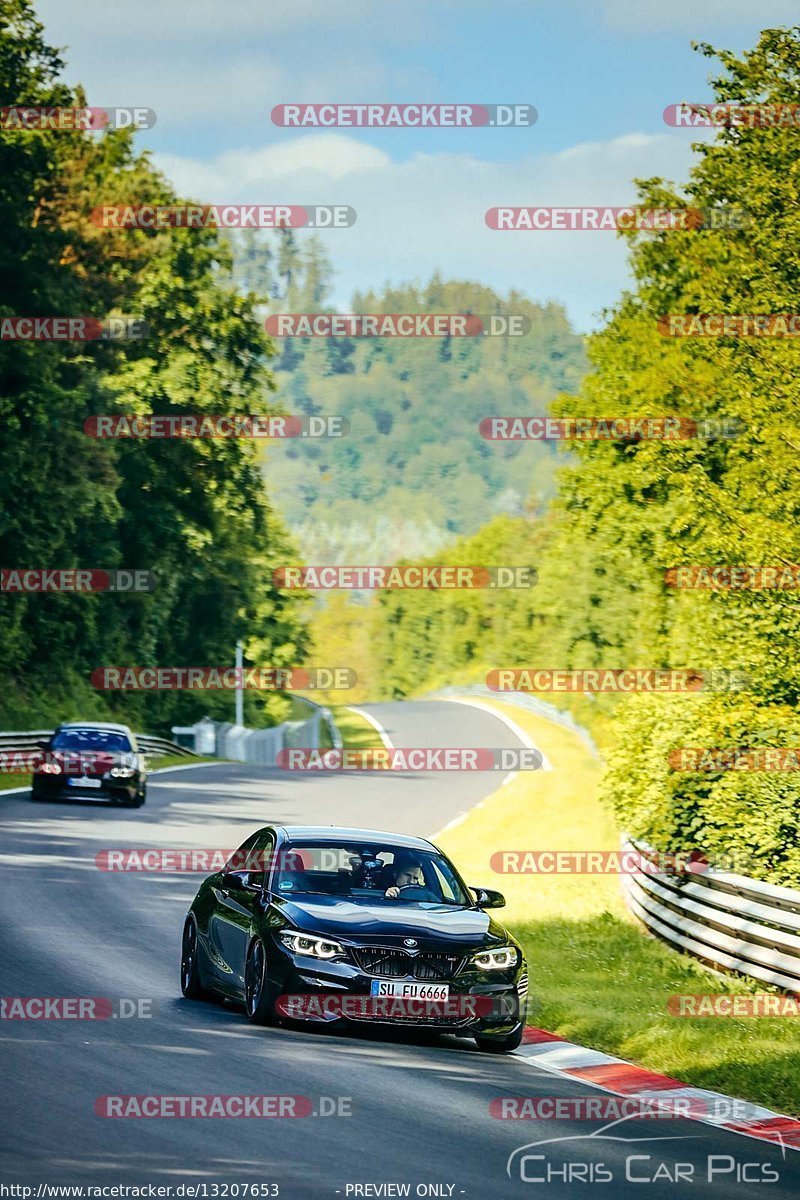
[136,734,199,758]
[430,691,798,993]
[173,701,342,767]
[622,835,800,995]
[0,731,52,751]
[0,703,342,769]
[0,729,198,758]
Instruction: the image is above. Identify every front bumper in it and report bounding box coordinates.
[271,943,526,1035]
[31,775,142,802]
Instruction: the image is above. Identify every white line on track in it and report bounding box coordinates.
[347,706,395,749]
[429,697,551,842]
[435,810,469,835]
[441,696,553,771]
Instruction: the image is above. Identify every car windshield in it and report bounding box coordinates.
[272,841,472,906]
[51,729,133,753]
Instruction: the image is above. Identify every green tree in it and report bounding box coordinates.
[0,0,310,731]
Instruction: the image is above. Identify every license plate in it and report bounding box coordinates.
[68,777,102,788]
[370,981,449,1001]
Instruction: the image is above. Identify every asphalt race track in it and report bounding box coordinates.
[1,700,797,1198]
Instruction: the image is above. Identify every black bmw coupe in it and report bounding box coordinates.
[180,825,528,1052]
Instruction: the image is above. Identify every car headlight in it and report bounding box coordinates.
[38,762,62,775]
[279,930,345,960]
[470,945,519,971]
[108,766,136,778]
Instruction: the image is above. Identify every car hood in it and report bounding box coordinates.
[272,895,509,949]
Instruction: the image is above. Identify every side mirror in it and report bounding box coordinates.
[36,739,51,751]
[472,886,506,910]
[224,870,261,893]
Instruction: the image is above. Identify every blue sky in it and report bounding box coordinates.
[37,0,797,330]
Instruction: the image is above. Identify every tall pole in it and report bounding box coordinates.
[235,639,244,727]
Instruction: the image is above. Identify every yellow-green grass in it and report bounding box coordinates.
[147,753,220,771]
[436,697,800,1117]
[0,771,35,792]
[330,706,385,751]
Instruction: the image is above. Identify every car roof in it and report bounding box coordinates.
[57,722,133,733]
[276,825,437,851]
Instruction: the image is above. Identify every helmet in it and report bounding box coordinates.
[349,850,384,888]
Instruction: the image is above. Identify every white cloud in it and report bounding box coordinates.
[34,0,795,131]
[34,0,440,124]
[35,0,437,42]
[155,131,697,332]
[157,135,389,195]
[32,47,403,126]
[228,137,391,182]
[38,0,799,38]
[597,0,798,32]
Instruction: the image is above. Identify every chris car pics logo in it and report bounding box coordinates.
[507,1118,782,1184]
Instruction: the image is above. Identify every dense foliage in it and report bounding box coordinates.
[364,28,800,884]
[231,235,588,560]
[0,0,309,731]
[4,2,798,885]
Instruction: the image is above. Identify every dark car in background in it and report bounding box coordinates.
[31,721,147,807]
[181,825,528,1053]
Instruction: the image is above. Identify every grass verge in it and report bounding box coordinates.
[330,706,385,751]
[0,772,35,793]
[436,697,800,1117]
[147,754,220,771]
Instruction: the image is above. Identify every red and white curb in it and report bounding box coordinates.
[515,1026,800,1152]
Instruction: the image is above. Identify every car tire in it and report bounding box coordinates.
[475,998,526,1054]
[122,791,145,808]
[180,916,214,1000]
[475,1022,525,1054]
[244,937,278,1026]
